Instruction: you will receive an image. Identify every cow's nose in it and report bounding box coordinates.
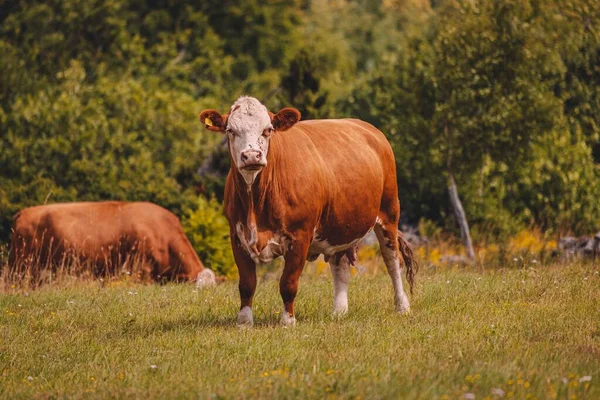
[241,149,262,163]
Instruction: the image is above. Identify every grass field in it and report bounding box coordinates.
[1,263,599,399]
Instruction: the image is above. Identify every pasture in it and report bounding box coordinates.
[1,263,598,399]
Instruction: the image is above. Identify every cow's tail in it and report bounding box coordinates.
[398,231,417,295]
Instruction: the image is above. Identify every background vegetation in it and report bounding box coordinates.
[1,0,599,269]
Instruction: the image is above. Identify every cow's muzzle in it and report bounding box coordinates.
[240,150,266,170]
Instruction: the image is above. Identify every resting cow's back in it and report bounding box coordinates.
[9,201,212,284]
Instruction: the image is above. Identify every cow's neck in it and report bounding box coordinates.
[231,139,286,251]
[232,167,270,228]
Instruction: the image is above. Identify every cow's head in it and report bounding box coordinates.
[199,96,300,185]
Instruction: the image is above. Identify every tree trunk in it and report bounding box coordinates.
[448,172,475,261]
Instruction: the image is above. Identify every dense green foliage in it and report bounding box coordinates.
[1,0,599,256]
[182,196,235,277]
[1,266,599,398]
[340,0,600,237]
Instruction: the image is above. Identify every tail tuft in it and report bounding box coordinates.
[397,231,418,295]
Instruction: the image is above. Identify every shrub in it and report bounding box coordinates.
[183,196,236,278]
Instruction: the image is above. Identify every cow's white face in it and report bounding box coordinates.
[226,97,273,185]
[199,96,301,186]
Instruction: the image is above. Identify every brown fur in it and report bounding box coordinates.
[8,201,206,282]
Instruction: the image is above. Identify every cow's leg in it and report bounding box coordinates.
[232,239,257,326]
[329,254,351,315]
[280,235,309,326]
[374,220,410,313]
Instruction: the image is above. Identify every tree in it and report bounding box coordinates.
[341,0,600,244]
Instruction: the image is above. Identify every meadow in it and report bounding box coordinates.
[1,261,598,399]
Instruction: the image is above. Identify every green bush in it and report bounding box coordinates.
[183,196,236,278]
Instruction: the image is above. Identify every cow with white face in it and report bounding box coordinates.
[200,96,416,327]
[201,98,299,186]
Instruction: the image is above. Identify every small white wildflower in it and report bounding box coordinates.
[513,258,518,262]
[463,393,476,400]
[27,376,34,381]
[491,388,505,397]
[446,280,451,284]
[128,291,134,295]
[18,304,22,307]
[531,259,538,264]
[129,312,133,317]
[150,365,158,370]
[579,376,592,382]
[584,277,588,281]
[561,377,568,384]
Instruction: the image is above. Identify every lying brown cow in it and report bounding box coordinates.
[200,96,416,326]
[9,201,215,285]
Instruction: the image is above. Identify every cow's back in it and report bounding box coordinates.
[270,119,397,244]
[294,119,393,159]
[15,202,167,247]
[10,202,182,275]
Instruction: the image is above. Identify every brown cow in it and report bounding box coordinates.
[199,96,416,326]
[8,201,215,286]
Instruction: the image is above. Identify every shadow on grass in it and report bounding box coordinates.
[117,313,299,338]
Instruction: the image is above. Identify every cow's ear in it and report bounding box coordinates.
[272,108,301,131]
[199,109,227,132]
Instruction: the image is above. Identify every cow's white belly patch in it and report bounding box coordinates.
[309,237,361,257]
[236,222,288,265]
[254,233,288,264]
[309,219,378,258]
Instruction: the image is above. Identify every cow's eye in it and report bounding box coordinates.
[226,128,234,136]
[263,127,274,137]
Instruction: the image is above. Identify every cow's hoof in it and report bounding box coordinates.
[332,307,348,319]
[332,298,348,317]
[395,296,411,315]
[280,311,296,327]
[237,306,254,327]
[196,269,216,288]
[395,305,411,315]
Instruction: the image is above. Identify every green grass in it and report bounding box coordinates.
[1,265,599,399]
